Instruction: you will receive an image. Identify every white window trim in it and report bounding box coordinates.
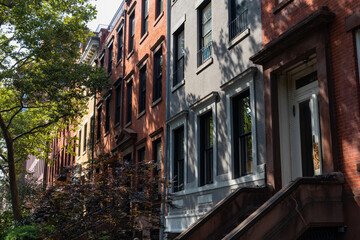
[190,92,218,188]
[168,111,188,193]
[356,29,360,84]
[221,68,261,182]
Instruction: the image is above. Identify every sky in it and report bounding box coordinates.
[87,0,123,31]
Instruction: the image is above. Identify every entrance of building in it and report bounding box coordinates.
[278,57,322,185]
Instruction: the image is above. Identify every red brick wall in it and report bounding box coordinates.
[261,0,360,198]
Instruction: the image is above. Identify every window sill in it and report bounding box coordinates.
[151,97,162,108]
[127,50,134,60]
[137,110,146,119]
[171,79,185,93]
[139,32,149,45]
[154,11,164,27]
[116,58,122,67]
[124,121,132,128]
[273,0,294,14]
[196,57,213,75]
[228,28,250,50]
[113,122,120,129]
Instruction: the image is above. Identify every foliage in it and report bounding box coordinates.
[32,155,163,240]
[2,225,40,240]
[0,0,109,221]
[0,210,13,238]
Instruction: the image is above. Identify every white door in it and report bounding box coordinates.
[279,62,322,185]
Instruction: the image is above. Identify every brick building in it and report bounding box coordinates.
[175,1,360,240]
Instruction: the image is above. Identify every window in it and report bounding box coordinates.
[100,51,105,68]
[156,0,163,18]
[229,0,248,40]
[115,82,121,125]
[118,28,123,62]
[108,42,113,74]
[153,139,162,178]
[174,27,184,86]
[97,104,102,140]
[138,147,146,191]
[153,48,162,101]
[173,126,184,192]
[199,111,213,186]
[105,96,110,133]
[78,130,82,156]
[129,13,135,53]
[233,89,252,177]
[90,116,95,146]
[126,81,133,124]
[198,2,212,65]
[356,29,360,83]
[83,123,87,152]
[142,0,149,36]
[139,66,147,113]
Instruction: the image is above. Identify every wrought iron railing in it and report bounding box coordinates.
[229,9,248,41]
[198,41,213,66]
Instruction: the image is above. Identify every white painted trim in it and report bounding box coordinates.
[223,71,258,181]
[172,14,186,35]
[168,112,188,193]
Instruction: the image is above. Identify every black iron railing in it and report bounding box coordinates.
[229,9,248,41]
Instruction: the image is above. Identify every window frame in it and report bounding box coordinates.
[153,47,163,101]
[173,26,185,87]
[105,95,111,133]
[83,122,87,154]
[115,81,122,125]
[107,39,113,74]
[78,129,82,156]
[221,68,259,181]
[168,111,188,193]
[142,0,149,36]
[139,65,147,114]
[129,13,135,53]
[117,26,123,62]
[198,1,212,66]
[126,80,133,124]
[96,103,102,141]
[228,0,248,41]
[199,111,213,186]
[156,0,163,18]
[173,126,185,192]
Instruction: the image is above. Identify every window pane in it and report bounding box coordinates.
[202,3,211,24]
[177,31,185,59]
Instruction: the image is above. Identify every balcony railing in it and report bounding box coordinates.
[198,41,213,66]
[229,9,248,41]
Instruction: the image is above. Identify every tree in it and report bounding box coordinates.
[32,155,163,239]
[0,0,109,222]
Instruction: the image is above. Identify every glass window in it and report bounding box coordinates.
[78,130,82,156]
[173,126,184,192]
[129,13,135,53]
[139,66,147,113]
[83,123,87,152]
[200,111,213,186]
[153,48,162,101]
[199,2,212,65]
[174,28,184,86]
[115,83,121,125]
[97,104,102,140]
[156,0,163,18]
[118,28,123,62]
[126,81,132,124]
[229,0,248,40]
[108,43,113,74]
[232,89,252,178]
[142,0,149,35]
[105,96,110,133]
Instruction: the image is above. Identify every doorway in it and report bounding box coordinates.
[278,57,322,185]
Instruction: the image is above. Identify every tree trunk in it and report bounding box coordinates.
[0,113,22,221]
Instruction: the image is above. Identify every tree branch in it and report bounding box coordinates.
[0,105,22,113]
[6,98,23,130]
[13,115,68,142]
